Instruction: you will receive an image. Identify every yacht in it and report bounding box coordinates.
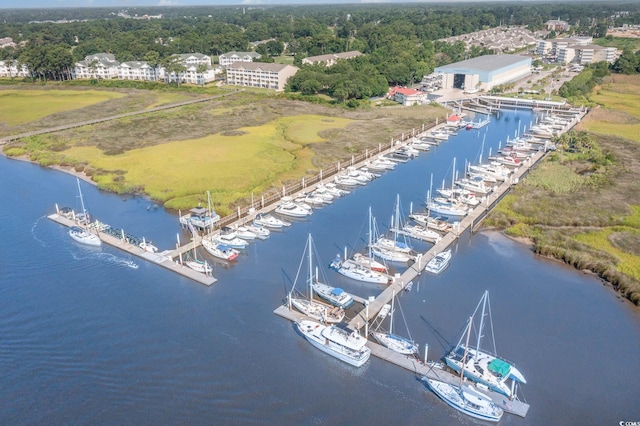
[296,320,371,367]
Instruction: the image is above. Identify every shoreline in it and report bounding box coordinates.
[482,226,640,312]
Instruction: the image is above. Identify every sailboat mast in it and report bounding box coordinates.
[308,234,313,299]
[451,157,456,192]
[390,290,395,335]
[460,316,473,385]
[368,206,373,258]
[475,291,489,361]
[77,178,87,216]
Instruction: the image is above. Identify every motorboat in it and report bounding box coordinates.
[296,320,371,367]
[275,201,312,218]
[311,282,355,309]
[254,213,290,228]
[202,237,239,261]
[330,256,389,284]
[242,223,270,240]
[397,224,442,243]
[210,231,247,249]
[424,249,451,274]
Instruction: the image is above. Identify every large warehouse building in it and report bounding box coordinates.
[434,54,531,92]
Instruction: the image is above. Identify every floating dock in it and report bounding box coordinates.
[48,211,216,286]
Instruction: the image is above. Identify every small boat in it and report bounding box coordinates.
[330,256,389,285]
[202,237,239,261]
[311,282,355,309]
[242,223,270,240]
[68,178,101,247]
[370,291,418,355]
[179,192,220,230]
[139,237,158,253]
[288,234,344,324]
[69,226,102,247]
[234,225,257,241]
[334,174,361,187]
[424,249,451,274]
[210,230,247,249]
[254,213,290,229]
[275,201,312,218]
[296,320,371,367]
[352,252,386,273]
[423,314,503,422]
[408,213,451,233]
[397,224,441,243]
[371,246,412,263]
[185,258,213,274]
[427,199,468,218]
[322,182,349,197]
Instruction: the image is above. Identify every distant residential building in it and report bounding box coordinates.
[539,37,618,64]
[75,53,120,79]
[387,86,429,106]
[219,51,262,67]
[225,62,298,91]
[0,60,30,78]
[545,20,570,32]
[176,53,211,67]
[301,51,363,67]
[119,61,158,81]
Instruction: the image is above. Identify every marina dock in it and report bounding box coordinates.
[48,212,217,286]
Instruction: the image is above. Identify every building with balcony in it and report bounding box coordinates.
[219,51,262,67]
[225,62,298,91]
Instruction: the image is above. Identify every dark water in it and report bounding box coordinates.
[1,111,639,425]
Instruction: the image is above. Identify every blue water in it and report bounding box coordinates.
[1,110,639,425]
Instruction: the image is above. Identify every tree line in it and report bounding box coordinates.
[1,2,638,94]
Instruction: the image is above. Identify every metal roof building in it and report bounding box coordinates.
[434,54,531,92]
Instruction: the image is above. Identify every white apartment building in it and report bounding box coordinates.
[75,53,120,79]
[176,53,212,66]
[219,51,261,67]
[225,62,298,91]
[0,60,30,78]
[119,61,158,81]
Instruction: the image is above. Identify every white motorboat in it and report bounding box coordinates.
[334,174,361,186]
[310,186,336,202]
[456,177,493,195]
[275,201,312,218]
[467,170,497,184]
[301,192,329,206]
[408,213,451,233]
[210,230,247,249]
[427,130,449,141]
[178,191,220,230]
[202,237,239,261]
[242,223,270,240]
[427,199,468,218]
[254,213,290,228]
[296,320,371,367]
[311,282,355,309]
[322,182,349,197]
[234,225,257,241]
[371,245,412,263]
[139,237,158,253]
[424,249,451,274]
[468,163,511,181]
[444,291,527,399]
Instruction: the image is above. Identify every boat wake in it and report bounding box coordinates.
[31,215,48,247]
[95,252,140,269]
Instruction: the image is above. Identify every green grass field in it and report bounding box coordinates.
[0,89,126,126]
[60,114,353,214]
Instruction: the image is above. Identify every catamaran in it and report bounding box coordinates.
[443,291,527,399]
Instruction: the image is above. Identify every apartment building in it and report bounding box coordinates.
[225,62,298,91]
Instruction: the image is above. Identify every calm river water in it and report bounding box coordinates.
[1,110,639,425]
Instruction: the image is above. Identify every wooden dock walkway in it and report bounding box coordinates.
[49,212,216,286]
[273,304,529,418]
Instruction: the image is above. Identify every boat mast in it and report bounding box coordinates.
[368,206,373,259]
[389,290,395,336]
[475,291,489,361]
[76,178,87,217]
[460,316,473,386]
[308,234,314,300]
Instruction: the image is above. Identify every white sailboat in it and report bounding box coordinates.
[68,178,102,247]
[311,270,355,309]
[371,291,418,355]
[330,207,389,284]
[423,317,504,422]
[183,230,213,275]
[444,291,527,399]
[372,196,413,262]
[288,234,344,324]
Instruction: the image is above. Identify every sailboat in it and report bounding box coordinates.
[371,291,418,355]
[444,291,527,399]
[427,159,468,218]
[288,234,344,324]
[330,207,389,284]
[68,178,102,247]
[183,228,213,275]
[423,317,504,422]
[371,197,413,262]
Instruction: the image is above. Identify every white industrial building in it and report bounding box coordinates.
[434,54,531,92]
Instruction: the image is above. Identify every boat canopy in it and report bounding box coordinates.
[488,358,511,378]
[190,207,208,216]
[331,288,344,296]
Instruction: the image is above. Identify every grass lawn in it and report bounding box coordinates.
[593,37,640,53]
[60,114,353,214]
[0,89,126,126]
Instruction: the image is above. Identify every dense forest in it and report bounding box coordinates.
[1,2,639,97]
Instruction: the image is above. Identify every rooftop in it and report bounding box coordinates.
[436,54,530,73]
